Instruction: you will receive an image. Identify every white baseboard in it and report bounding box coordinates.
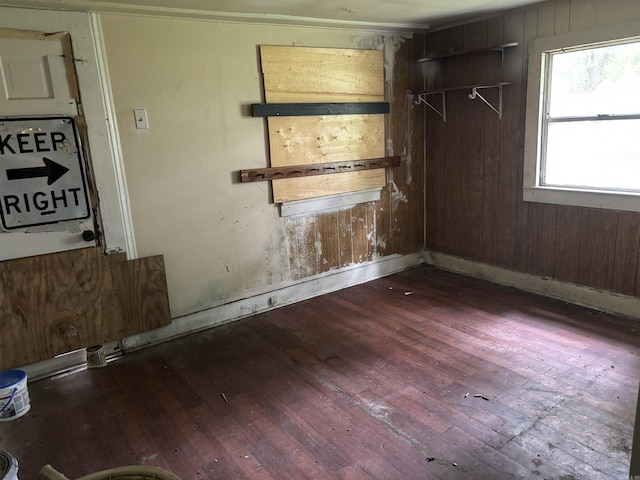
[425,252,640,321]
[121,252,426,352]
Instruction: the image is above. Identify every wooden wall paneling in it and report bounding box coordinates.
[424,30,447,253]
[461,21,488,260]
[533,0,560,280]
[316,212,340,272]
[479,16,505,266]
[554,0,572,34]
[385,35,419,255]
[367,202,378,261]
[374,183,392,258]
[410,36,427,254]
[350,203,374,263]
[553,206,583,284]
[536,2,557,36]
[496,11,526,270]
[576,209,618,291]
[516,9,542,275]
[611,212,640,297]
[539,205,558,277]
[423,3,640,297]
[636,232,640,298]
[442,26,466,257]
[337,209,354,267]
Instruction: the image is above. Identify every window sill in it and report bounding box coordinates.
[523,186,640,212]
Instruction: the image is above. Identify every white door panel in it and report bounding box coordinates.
[0,37,77,115]
[0,33,96,261]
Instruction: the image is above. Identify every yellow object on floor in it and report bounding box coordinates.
[39,464,181,480]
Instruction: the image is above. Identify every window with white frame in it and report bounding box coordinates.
[523,22,640,212]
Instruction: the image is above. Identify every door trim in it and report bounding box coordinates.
[90,13,137,258]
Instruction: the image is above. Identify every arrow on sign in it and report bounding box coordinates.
[6,157,70,185]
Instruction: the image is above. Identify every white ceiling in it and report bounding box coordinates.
[4,0,548,30]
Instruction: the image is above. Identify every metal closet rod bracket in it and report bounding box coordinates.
[468,83,505,120]
[415,82,510,122]
[415,91,446,122]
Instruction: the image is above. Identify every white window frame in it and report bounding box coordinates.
[523,21,640,213]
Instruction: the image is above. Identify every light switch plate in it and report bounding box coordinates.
[133,109,149,129]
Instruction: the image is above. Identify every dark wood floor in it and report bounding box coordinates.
[1,267,639,479]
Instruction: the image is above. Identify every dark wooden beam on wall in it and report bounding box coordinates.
[240,156,400,183]
[252,102,390,117]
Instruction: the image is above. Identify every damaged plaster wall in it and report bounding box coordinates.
[100,15,424,319]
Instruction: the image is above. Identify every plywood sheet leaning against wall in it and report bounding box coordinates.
[260,45,386,202]
[0,247,171,369]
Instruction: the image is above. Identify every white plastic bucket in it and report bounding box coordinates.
[0,370,30,422]
[0,451,19,480]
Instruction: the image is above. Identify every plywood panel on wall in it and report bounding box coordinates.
[260,46,384,103]
[0,247,171,369]
[260,45,386,202]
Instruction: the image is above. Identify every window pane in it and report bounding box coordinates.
[544,119,640,191]
[548,40,640,117]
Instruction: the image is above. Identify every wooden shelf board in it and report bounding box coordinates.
[418,42,519,62]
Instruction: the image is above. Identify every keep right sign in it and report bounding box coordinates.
[0,116,91,231]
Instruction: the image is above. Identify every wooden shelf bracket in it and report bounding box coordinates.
[240,156,400,183]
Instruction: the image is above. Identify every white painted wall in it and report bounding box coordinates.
[99,14,406,318]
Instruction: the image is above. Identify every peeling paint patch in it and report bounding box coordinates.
[403,92,414,185]
[285,215,317,279]
[352,33,408,83]
[389,181,408,208]
[315,228,324,264]
[375,234,387,250]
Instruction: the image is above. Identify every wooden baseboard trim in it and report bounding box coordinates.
[425,251,640,321]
